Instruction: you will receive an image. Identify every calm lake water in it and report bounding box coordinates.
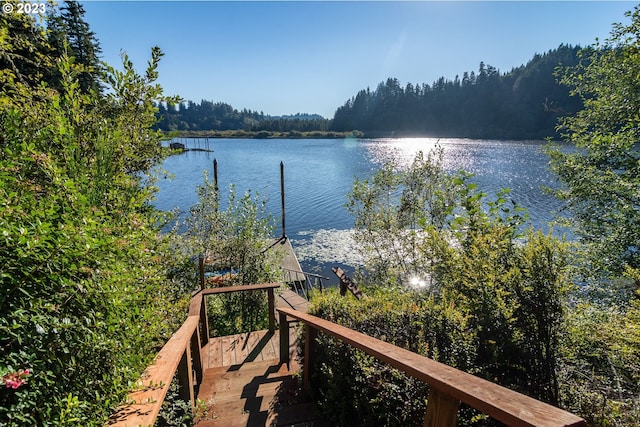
[154,138,568,284]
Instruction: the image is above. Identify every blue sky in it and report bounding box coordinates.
[82,1,636,118]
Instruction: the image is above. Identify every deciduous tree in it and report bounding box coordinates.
[546,5,640,284]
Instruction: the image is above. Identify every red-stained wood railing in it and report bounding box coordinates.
[277,307,588,427]
[107,283,280,426]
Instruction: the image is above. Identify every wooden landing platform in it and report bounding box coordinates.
[196,359,328,427]
[197,328,328,426]
[202,289,310,370]
[203,328,297,370]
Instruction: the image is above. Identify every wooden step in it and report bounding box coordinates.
[195,359,327,427]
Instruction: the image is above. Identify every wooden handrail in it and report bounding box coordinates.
[201,282,280,295]
[277,307,588,427]
[107,316,201,426]
[107,283,280,426]
[201,283,279,331]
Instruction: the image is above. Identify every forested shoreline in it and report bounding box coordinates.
[157,44,584,141]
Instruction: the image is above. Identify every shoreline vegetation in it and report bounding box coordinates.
[163,129,548,141]
[164,129,361,139]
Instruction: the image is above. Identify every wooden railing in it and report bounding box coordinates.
[109,285,588,427]
[281,267,329,300]
[107,283,280,426]
[277,306,588,427]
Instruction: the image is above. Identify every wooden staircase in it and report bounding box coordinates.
[110,284,588,427]
[195,359,327,426]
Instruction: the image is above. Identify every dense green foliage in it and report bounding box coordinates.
[308,149,639,425]
[332,45,584,139]
[543,6,640,424]
[0,5,189,426]
[156,100,266,131]
[308,148,572,425]
[558,302,640,425]
[547,6,640,284]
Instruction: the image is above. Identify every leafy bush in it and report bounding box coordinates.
[308,287,472,426]
[154,377,193,427]
[306,148,574,426]
[0,14,188,425]
[558,302,640,426]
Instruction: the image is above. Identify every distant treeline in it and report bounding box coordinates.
[156,44,585,140]
[331,44,585,140]
[155,101,330,133]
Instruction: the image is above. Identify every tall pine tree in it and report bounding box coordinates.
[48,0,102,93]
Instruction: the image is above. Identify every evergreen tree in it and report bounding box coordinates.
[54,0,103,93]
[45,1,102,94]
[0,3,52,89]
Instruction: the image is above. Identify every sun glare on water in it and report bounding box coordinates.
[408,275,428,289]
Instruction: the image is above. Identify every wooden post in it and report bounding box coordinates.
[198,256,210,346]
[177,346,195,410]
[267,288,275,332]
[303,324,317,395]
[213,158,219,212]
[190,327,203,384]
[279,311,289,365]
[199,295,210,347]
[199,255,206,290]
[423,388,460,427]
[280,161,286,239]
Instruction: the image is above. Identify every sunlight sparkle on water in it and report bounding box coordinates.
[363,137,476,172]
[409,275,428,289]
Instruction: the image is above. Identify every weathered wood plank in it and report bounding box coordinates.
[277,307,588,427]
[208,337,223,368]
[220,334,237,367]
[332,266,365,299]
[235,333,253,363]
[260,330,278,361]
[245,329,264,362]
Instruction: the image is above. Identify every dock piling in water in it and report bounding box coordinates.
[280,161,286,239]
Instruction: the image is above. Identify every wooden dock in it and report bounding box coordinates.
[274,237,306,283]
[276,289,309,313]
